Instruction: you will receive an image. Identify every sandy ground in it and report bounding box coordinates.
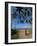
[11,29,32,39]
[18,30,32,39]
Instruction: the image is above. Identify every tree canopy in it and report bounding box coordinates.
[11,7,32,24]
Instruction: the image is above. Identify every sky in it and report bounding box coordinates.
[12,20,32,29]
[11,6,32,30]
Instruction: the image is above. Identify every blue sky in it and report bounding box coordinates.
[11,19,32,29]
[11,6,32,29]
